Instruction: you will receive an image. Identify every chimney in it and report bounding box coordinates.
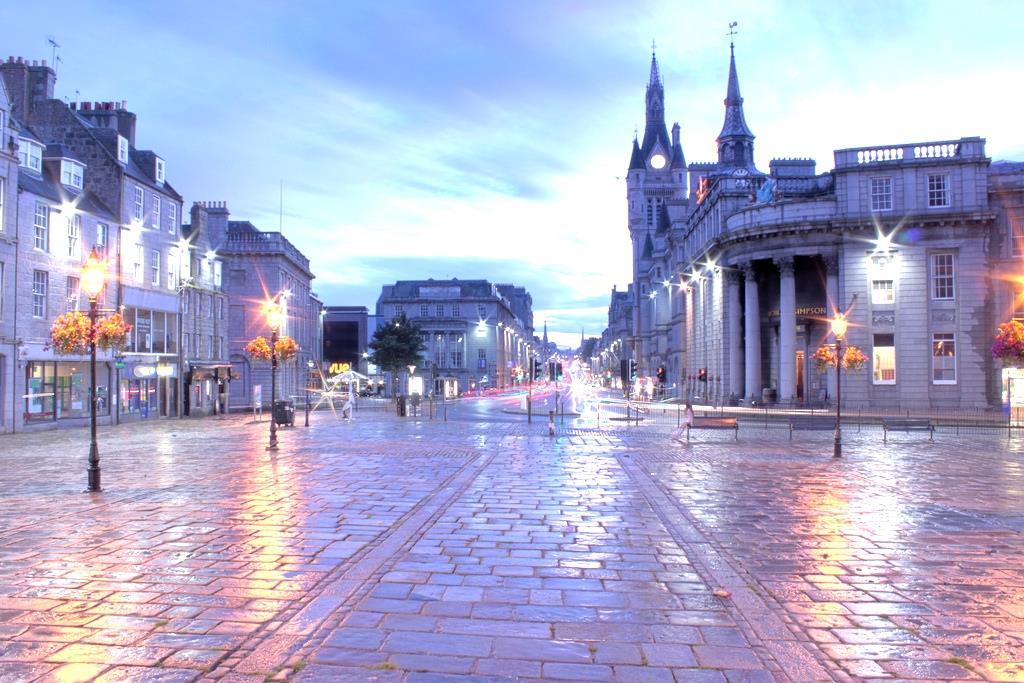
[0,56,56,122]
[195,201,230,248]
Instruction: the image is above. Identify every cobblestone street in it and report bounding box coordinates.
[0,411,1022,681]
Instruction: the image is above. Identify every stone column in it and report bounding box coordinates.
[727,270,743,399]
[776,256,796,403]
[743,263,762,401]
[823,254,839,401]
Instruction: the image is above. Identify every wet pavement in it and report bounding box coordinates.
[0,407,1021,681]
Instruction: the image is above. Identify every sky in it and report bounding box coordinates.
[3,1,1023,349]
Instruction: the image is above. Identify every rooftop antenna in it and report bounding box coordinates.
[46,36,60,69]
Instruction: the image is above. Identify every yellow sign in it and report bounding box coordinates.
[328,362,351,374]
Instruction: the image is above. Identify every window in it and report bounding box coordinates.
[133,186,144,221]
[66,277,80,312]
[182,290,190,315]
[420,304,429,317]
[61,161,84,189]
[66,213,81,259]
[193,334,199,356]
[168,203,177,234]
[155,158,165,184]
[150,249,160,285]
[452,304,460,317]
[928,173,949,207]
[217,297,224,320]
[395,304,404,316]
[1012,214,1024,257]
[477,304,486,317]
[871,279,894,305]
[0,177,5,232]
[214,336,222,359]
[96,223,107,253]
[450,350,463,368]
[436,304,444,317]
[0,262,4,319]
[183,333,190,357]
[18,139,42,171]
[932,253,955,300]
[932,333,956,384]
[873,333,896,384]
[870,177,892,212]
[33,202,49,251]
[207,294,213,318]
[32,270,48,318]
[646,199,653,227]
[167,247,179,289]
[134,244,145,282]
[208,335,214,359]
[213,261,222,288]
[152,196,161,228]
[478,348,487,370]
[117,135,129,164]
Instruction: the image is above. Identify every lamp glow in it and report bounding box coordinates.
[830,312,848,340]
[81,249,106,299]
[264,299,284,332]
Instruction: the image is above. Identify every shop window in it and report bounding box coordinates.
[25,361,108,421]
[152,312,166,353]
[873,333,896,385]
[932,333,956,384]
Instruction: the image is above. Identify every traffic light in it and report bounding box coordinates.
[629,359,638,380]
[620,359,630,385]
[548,361,556,380]
[698,367,707,382]
[656,366,666,384]
[555,362,563,380]
[531,359,543,380]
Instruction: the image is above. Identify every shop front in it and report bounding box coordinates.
[24,359,113,425]
[119,357,178,420]
[184,364,232,416]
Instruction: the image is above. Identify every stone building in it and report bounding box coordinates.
[189,202,322,410]
[1,56,189,424]
[621,45,1024,409]
[376,279,534,395]
[323,306,369,376]
[0,76,17,431]
[595,285,633,390]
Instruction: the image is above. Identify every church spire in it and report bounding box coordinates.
[640,43,670,157]
[716,23,755,169]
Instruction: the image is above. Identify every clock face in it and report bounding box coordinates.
[733,167,749,177]
[650,153,667,170]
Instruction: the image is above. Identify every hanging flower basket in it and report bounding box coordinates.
[993,320,1024,366]
[94,312,131,351]
[246,335,299,362]
[813,344,868,372]
[246,336,272,362]
[275,336,299,362]
[50,311,92,355]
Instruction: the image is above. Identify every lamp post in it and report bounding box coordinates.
[305,359,313,427]
[81,249,106,492]
[831,311,848,459]
[265,296,284,450]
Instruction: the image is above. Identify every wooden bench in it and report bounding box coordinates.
[685,416,738,441]
[789,415,836,440]
[882,418,934,442]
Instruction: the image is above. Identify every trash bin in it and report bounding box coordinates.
[397,396,407,417]
[273,399,295,426]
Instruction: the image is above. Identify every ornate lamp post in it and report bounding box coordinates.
[831,311,848,459]
[81,249,106,492]
[265,296,284,450]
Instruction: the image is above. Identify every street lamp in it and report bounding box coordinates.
[305,359,314,427]
[81,249,106,492]
[264,295,284,450]
[831,311,848,458]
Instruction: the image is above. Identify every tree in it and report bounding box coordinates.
[368,314,426,395]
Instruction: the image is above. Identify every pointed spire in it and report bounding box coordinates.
[641,44,670,158]
[648,45,661,90]
[670,122,685,169]
[716,33,755,169]
[543,320,548,346]
[628,135,644,170]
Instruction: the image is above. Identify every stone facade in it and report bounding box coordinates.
[376,280,534,394]
[618,46,1024,409]
[189,202,322,411]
